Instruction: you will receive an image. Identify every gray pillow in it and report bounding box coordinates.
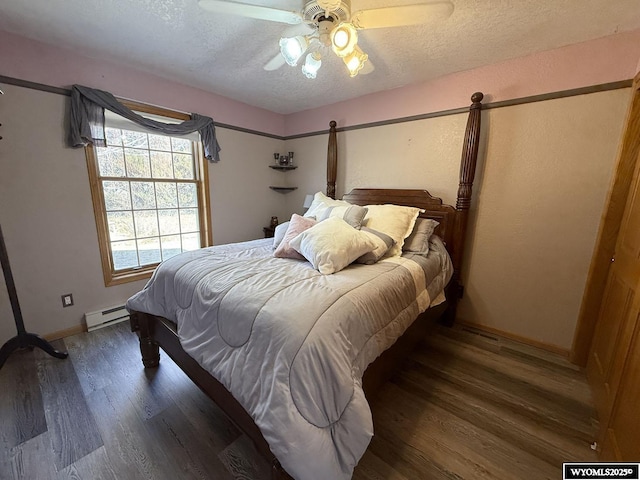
[356,227,396,264]
[319,204,368,229]
[403,218,439,254]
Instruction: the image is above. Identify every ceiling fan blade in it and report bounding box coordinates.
[282,22,317,37]
[198,0,303,25]
[264,53,286,71]
[351,1,454,29]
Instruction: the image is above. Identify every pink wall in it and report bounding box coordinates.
[285,29,640,136]
[0,30,285,136]
[2,28,640,138]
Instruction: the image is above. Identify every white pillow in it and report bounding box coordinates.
[289,216,376,274]
[272,221,290,249]
[304,192,352,220]
[363,204,423,257]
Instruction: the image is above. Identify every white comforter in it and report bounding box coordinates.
[127,237,452,480]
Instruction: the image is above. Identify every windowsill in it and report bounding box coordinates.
[105,267,154,287]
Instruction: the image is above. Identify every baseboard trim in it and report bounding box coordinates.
[460,321,570,357]
[43,324,86,341]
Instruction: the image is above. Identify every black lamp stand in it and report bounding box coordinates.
[0,224,68,369]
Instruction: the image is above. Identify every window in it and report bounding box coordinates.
[86,102,212,286]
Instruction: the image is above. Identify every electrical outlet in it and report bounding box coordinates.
[61,293,74,307]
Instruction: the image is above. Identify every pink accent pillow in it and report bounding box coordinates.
[273,214,317,260]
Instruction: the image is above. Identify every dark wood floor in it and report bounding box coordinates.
[0,321,598,479]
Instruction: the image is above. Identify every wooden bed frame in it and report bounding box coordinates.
[130,92,484,479]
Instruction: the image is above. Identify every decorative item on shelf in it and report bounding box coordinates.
[273,151,295,166]
[270,216,279,229]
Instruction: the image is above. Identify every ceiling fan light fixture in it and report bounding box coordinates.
[343,45,368,77]
[279,35,309,66]
[301,52,322,79]
[330,22,358,57]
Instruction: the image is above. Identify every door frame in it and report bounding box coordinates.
[571,71,640,366]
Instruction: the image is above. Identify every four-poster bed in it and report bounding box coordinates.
[128,92,484,480]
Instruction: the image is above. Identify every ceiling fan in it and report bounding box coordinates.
[198,0,454,79]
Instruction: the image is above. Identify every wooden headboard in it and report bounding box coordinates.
[328,92,484,322]
[342,189,456,250]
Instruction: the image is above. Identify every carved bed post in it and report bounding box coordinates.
[445,92,484,325]
[327,120,337,199]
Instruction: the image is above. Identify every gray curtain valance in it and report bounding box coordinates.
[69,84,221,162]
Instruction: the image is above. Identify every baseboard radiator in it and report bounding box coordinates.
[85,304,129,332]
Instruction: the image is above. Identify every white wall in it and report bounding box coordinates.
[285,89,630,350]
[0,84,285,343]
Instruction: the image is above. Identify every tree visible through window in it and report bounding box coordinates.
[86,103,211,286]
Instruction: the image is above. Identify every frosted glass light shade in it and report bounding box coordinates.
[301,52,322,79]
[343,45,368,77]
[330,22,358,57]
[279,36,309,66]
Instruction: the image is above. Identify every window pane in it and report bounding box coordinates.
[134,210,159,237]
[173,153,194,179]
[155,182,178,208]
[112,240,138,270]
[150,151,173,178]
[105,128,123,146]
[177,183,197,207]
[161,235,181,260]
[131,182,156,209]
[103,181,131,211]
[125,148,151,178]
[107,211,135,241]
[171,137,192,154]
[97,147,126,177]
[122,130,148,149]
[148,134,171,151]
[158,209,180,235]
[182,232,201,251]
[180,208,199,233]
[92,124,205,283]
[137,237,161,266]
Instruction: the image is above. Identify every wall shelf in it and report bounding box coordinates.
[269,186,297,193]
[269,165,297,172]
[269,162,297,192]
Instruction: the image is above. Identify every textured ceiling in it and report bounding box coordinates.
[1,0,640,114]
